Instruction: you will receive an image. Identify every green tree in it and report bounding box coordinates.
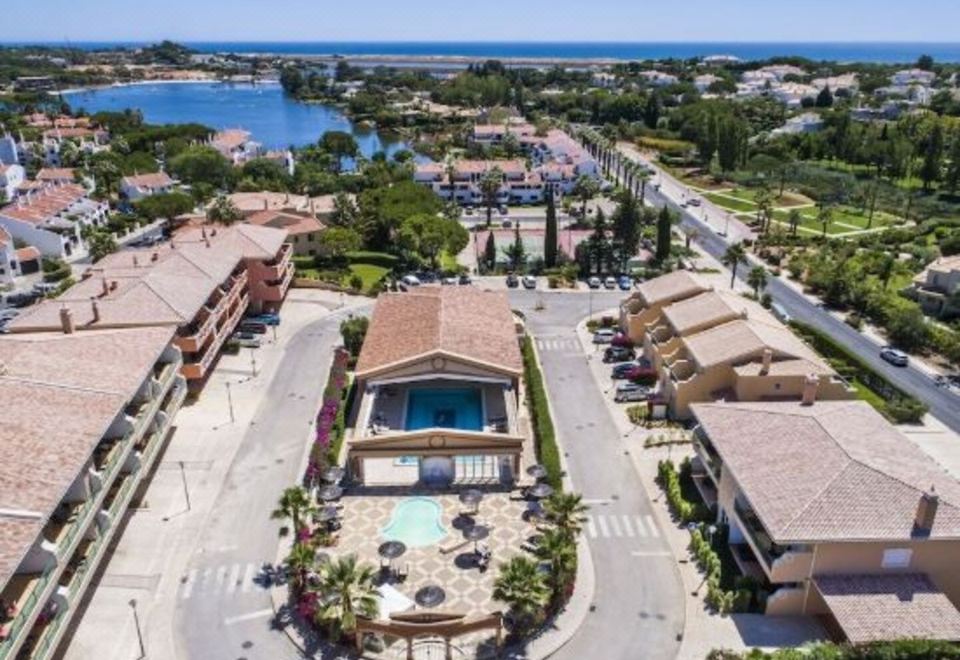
[655,205,674,262]
[544,188,558,268]
[271,486,315,536]
[504,222,527,271]
[787,209,802,236]
[168,145,233,188]
[747,265,768,297]
[886,305,932,353]
[330,192,358,227]
[87,231,117,263]
[542,492,588,537]
[483,231,497,271]
[135,191,194,221]
[919,122,945,191]
[479,167,503,228]
[285,542,316,594]
[815,86,834,108]
[206,195,243,225]
[315,555,378,638]
[534,527,577,597]
[318,226,363,262]
[754,186,774,234]
[492,556,551,630]
[319,131,360,173]
[398,214,468,269]
[945,130,960,194]
[339,315,369,356]
[611,190,642,260]
[722,242,746,289]
[817,203,834,238]
[573,174,600,219]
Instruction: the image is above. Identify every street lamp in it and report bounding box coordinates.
[129,598,145,659]
[225,381,235,424]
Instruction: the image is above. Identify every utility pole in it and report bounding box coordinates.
[178,461,191,511]
[250,347,258,377]
[226,381,235,423]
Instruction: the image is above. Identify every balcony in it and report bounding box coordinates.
[181,293,248,381]
[260,244,292,280]
[668,359,695,383]
[0,570,53,659]
[692,427,723,484]
[730,498,814,584]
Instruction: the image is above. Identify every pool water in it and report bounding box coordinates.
[405,388,482,431]
[380,497,448,548]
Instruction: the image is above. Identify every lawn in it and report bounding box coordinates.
[346,263,388,290]
[703,192,758,213]
[719,188,813,208]
[769,207,894,236]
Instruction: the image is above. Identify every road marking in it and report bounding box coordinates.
[200,567,212,592]
[608,515,622,537]
[241,563,257,593]
[645,515,660,538]
[631,551,673,558]
[582,498,612,505]
[224,608,274,626]
[621,515,634,537]
[634,516,648,537]
[225,563,242,595]
[180,569,198,600]
[596,515,609,538]
[586,517,597,538]
[215,565,228,590]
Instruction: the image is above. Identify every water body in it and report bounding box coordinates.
[20,41,960,63]
[62,81,411,155]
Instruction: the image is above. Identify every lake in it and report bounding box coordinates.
[62,81,411,157]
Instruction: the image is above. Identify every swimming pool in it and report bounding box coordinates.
[405,388,483,431]
[380,497,448,548]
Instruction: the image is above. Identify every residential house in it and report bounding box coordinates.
[0,184,108,258]
[245,209,326,257]
[591,72,618,89]
[694,74,722,93]
[8,224,293,385]
[0,164,25,201]
[0,134,19,166]
[620,270,711,340]
[120,171,176,202]
[36,168,76,186]
[0,227,16,284]
[811,73,859,95]
[893,69,937,86]
[470,122,536,147]
[209,129,263,166]
[771,113,824,136]
[911,254,960,318]
[637,71,679,87]
[0,326,187,660]
[348,287,526,486]
[263,149,296,176]
[689,399,960,643]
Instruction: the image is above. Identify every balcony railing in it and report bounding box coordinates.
[692,427,723,483]
[0,570,55,660]
[733,498,783,569]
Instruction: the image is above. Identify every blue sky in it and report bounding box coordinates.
[2,0,959,42]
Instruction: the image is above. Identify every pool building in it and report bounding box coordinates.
[347,287,529,486]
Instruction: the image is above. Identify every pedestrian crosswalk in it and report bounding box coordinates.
[535,337,580,353]
[179,561,265,600]
[585,513,660,540]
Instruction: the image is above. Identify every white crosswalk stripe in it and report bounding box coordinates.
[587,516,597,538]
[586,514,662,540]
[535,337,578,353]
[180,562,265,601]
[596,515,610,537]
[621,515,635,537]
[608,515,622,536]
[646,515,660,538]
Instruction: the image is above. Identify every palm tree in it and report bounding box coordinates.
[492,556,551,629]
[444,156,458,203]
[747,265,768,298]
[787,209,802,237]
[817,204,834,239]
[573,175,600,220]
[878,253,896,290]
[315,555,378,638]
[534,527,577,596]
[271,486,315,537]
[722,242,747,289]
[542,492,588,537]
[754,187,774,234]
[479,167,503,228]
[285,541,316,593]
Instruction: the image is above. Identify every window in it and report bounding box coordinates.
[882,548,912,568]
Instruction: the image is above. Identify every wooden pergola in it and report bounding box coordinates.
[355,611,503,659]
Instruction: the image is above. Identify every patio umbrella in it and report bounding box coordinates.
[314,550,331,564]
[414,585,446,608]
[318,485,343,502]
[526,464,548,480]
[458,489,483,511]
[528,483,554,500]
[321,466,345,484]
[463,525,490,543]
[378,541,407,561]
[316,506,339,523]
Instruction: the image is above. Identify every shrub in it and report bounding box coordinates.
[348,273,363,291]
[657,460,711,524]
[521,336,562,489]
[626,404,648,425]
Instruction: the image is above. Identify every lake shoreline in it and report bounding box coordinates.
[58,78,281,95]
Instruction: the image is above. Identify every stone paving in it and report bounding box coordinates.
[334,489,538,619]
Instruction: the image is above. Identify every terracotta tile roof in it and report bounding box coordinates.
[36,167,76,182]
[8,224,287,332]
[634,270,710,307]
[246,209,325,236]
[212,129,251,150]
[224,191,338,215]
[122,171,174,190]
[13,246,40,262]
[926,254,960,274]
[691,400,960,542]
[0,326,174,587]
[683,318,830,372]
[43,127,94,139]
[356,288,522,378]
[0,184,89,225]
[661,290,769,336]
[814,574,960,643]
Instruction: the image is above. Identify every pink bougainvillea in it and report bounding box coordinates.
[306,348,350,482]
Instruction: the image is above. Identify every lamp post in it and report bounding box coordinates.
[225,381,235,424]
[178,461,191,512]
[129,598,145,659]
[250,347,258,377]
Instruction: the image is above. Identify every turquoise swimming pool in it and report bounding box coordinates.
[380,497,448,548]
[405,387,483,431]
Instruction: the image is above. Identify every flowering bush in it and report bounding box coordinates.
[307,348,350,483]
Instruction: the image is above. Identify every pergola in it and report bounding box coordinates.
[355,611,503,660]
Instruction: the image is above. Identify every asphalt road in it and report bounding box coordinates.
[173,307,365,660]
[509,290,685,660]
[614,150,960,434]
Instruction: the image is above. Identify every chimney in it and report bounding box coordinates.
[59,305,75,334]
[914,486,939,536]
[210,227,217,236]
[263,199,269,210]
[201,226,207,239]
[151,251,159,262]
[90,297,100,323]
[110,280,118,291]
[760,348,773,375]
[801,374,819,406]
[101,277,110,297]
[132,254,139,268]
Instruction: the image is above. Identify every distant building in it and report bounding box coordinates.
[637,70,679,87]
[892,69,936,86]
[694,74,722,93]
[245,209,325,257]
[13,76,56,92]
[0,164,25,201]
[0,133,19,165]
[209,129,263,166]
[911,255,960,318]
[771,112,824,136]
[36,167,77,186]
[120,171,176,202]
[0,184,108,258]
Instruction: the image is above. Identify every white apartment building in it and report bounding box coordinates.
[0,184,108,258]
[120,172,176,202]
[209,129,264,166]
[0,164,25,202]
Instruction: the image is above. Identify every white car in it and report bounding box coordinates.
[587,276,602,289]
[400,274,421,288]
[231,334,261,348]
[592,328,616,344]
[522,275,537,289]
[604,277,617,289]
[880,347,909,367]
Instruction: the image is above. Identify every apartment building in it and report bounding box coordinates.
[0,164,25,201]
[245,209,325,257]
[620,270,711,339]
[911,254,960,319]
[470,122,536,147]
[120,171,176,202]
[35,169,76,186]
[0,184,108,258]
[8,224,293,385]
[689,399,960,643]
[0,326,188,660]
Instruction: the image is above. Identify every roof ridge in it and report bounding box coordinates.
[139,279,191,320]
[0,372,129,397]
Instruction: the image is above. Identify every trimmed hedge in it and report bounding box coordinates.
[521,336,562,490]
[790,321,928,424]
[656,459,712,524]
[707,639,960,659]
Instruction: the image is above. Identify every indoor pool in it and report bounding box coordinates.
[380,497,448,548]
[405,388,482,431]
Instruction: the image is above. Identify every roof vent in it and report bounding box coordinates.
[132,254,139,268]
[151,251,159,262]
[760,348,773,376]
[801,373,819,406]
[110,280,118,291]
[59,305,75,334]
[101,277,110,297]
[90,296,100,323]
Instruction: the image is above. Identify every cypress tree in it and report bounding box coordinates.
[544,187,558,268]
[655,205,673,262]
[483,231,497,271]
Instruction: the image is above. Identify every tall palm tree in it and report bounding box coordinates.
[285,541,316,594]
[543,492,588,537]
[492,556,551,628]
[817,204,834,239]
[479,166,503,228]
[747,265,768,298]
[534,527,577,595]
[722,242,747,289]
[754,187,774,234]
[637,169,651,207]
[315,555,378,637]
[573,175,600,221]
[787,209,802,237]
[271,486,315,536]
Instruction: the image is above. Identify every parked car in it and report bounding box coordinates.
[880,346,909,367]
[0,308,19,322]
[33,282,59,294]
[499,205,509,216]
[441,276,458,285]
[522,275,537,290]
[239,321,268,334]
[501,220,512,229]
[506,273,519,288]
[603,277,617,290]
[604,345,636,363]
[592,328,616,344]
[4,292,40,307]
[464,206,475,215]
[618,276,633,291]
[231,333,261,348]
[770,302,791,324]
[587,276,602,289]
[247,312,280,326]
[614,382,652,403]
[458,274,472,285]
[611,362,640,379]
[401,274,422,289]
[233,330,257,340]
[687,198,701,207]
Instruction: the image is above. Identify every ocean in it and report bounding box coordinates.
[6,41,960,64]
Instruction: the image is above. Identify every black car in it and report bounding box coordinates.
[603,346,636,363]
[506,273,519,288]
[4,292,40,308]
[458,274,472,285]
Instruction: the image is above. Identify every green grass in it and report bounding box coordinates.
[439,250,459,273]
[850,378,887,410]
[345,263,388,290]
[703,192,758,213]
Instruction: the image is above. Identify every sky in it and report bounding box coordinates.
[2,0,960,43]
